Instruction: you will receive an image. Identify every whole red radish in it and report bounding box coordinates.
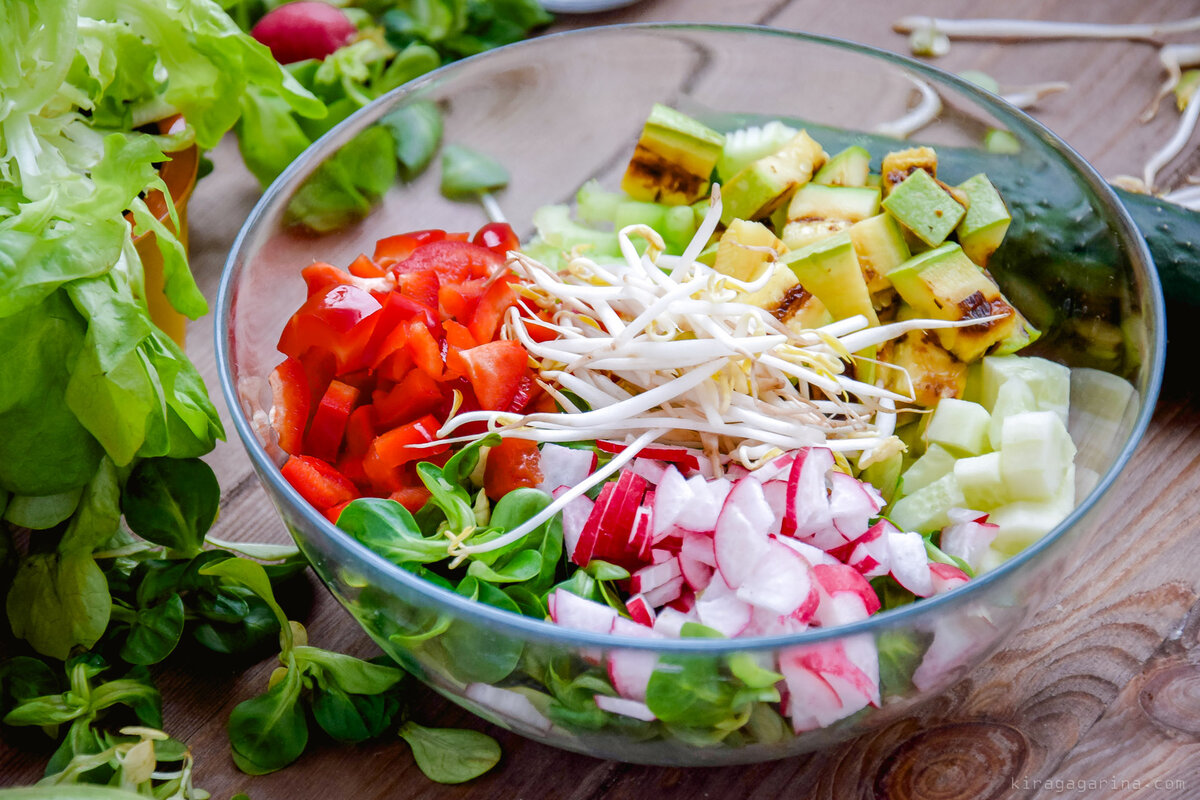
[251,1,356,64]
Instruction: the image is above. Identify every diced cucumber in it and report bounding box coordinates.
[1068,367,1138,474]
[888,471,965,533]
[900,443,956,494]
[532,204,621,259]
[716,120,799,181]
[953,452,1008,509]
[979,354,1070,422]
[987,378,1036,451]
[999,411,1076,501]
[862,450,904,505]
[813,145,872,187]
[989,465,1075,555]
[576,179,622,224]
[923,398,990,456]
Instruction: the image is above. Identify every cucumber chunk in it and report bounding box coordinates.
[889,471,966,533]
[923,398,991,456]
[999,411,1076,501]
[900,442,957,494]
[953,451,1009,509]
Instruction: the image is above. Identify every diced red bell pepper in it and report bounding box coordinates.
[374,229,448,268]
[301,262,389,298]
[305,379,360,462]
[396,269,440,310]
[442,319,477,350]
[389,484,432,513]
[362,414,448,492]
[281,455,361,512]
[438,278,487,322]
[472,222,520,257]
[506,374,536,413]
[360,291,437,369]
[396,241,502,283]
[373,368,443,428]
[457,339,530,410]
[467,276,518,344]
[269,357,310,455]
[324,500,355,525]
[278,284,382,374]
[347,253,387,279]
[406,318,444,380]
[483,438,543,501]
[344,404,377,458]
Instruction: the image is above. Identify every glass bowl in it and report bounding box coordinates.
[216,24,1165,765]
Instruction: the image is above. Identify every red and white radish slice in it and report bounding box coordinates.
[626,593,656,626]
[549,588,618,632]
[774,534,840,567]
[650,547,674,565]
[629,458,667,485]
[761,480,788,536]
[595,470,648,564]
[713,478,774,588]
[694,574,753,637]
[680,529,716,567]
[779,651,844,732]
[465,683,553,734]
[652,606,694,637]
[651,465,692,538]
[735,539,817,616]
[812,562,882,615]
[596,440,701,472]
[929,561,970,594]
[679,552,714,593]
[813,587,871,628]
[573,482,615,566]
[643,575,685,608]
[888,530,934,597]
[784,447,833,536]
[675,475,731,531]
[839,519,896,578]
[594,694,658,721]
[538,444,597,495]
[630,559,682,595]
[912,611,996,691]
[607,616,663,700]
[751,450,799,483]
[940,516,999,572]
[553,488,594,567]
[828,470,884,540]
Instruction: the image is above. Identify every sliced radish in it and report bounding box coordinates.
[630,504,654,562]
[630,559,682,594]
[594,694,658,721]
[695,574,752,636]
[465,683,553,734]
[680,530,717,567]
[812,562,881,615]
[774,534,840,567]
[597,440,702,471]
[784,448,837,545]
[792,640,879,710]
[929,561,970,594]
[713,478,774,588]
[667,586,696,613]
[651,465,692,538]
[573,482,615,566]
[679,552,714,593]
[724,463,751,481]
[761,480,788,536]
[735,539,816,615]
[537,444,597,495]
[842,520,897,578]
[753,450,799,483]
[675,475,731,531]
[553,488,594,567]
[888,530,934,597]
[828,470,883,540]
[652,606,694,637]
[650,547,674,565]
[629,458,667,485]
[607,616,663,701]
[912,611,996,691]
[549,588,618,632]
[779,651,843,732]
[626,593,656,626]
[941,517,999,572]
[813,588,871,628]
[595,470,647,565]
[643,575,685,608]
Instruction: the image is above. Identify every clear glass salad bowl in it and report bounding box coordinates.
[216,24,1165,765]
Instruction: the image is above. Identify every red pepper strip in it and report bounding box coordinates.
[467,276,518,344]
[268,357,310,455]
[362,414,448,491]
[595,440,702,471]
[406,318,444,380]
[373,368,443,429]
[506,374,536,413]
[306,379,360,463]
[324,500,355,525]
[281,455,361,512]
[472,222,520,257]
[483,438,543,501]
[457,339,530,410]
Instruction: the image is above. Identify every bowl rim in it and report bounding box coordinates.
[216,22,1166,654]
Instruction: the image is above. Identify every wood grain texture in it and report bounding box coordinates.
[4,1,1200,797]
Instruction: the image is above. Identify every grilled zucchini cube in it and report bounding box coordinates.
[621,104,725,205]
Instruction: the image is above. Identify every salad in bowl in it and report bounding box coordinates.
[218,24,1162,765]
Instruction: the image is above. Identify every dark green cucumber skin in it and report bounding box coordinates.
[1115,188,1200,308]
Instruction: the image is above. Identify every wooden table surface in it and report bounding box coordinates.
[5,1,1200,798]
